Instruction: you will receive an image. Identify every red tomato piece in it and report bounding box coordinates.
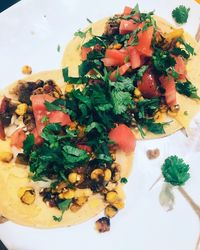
[81,47,92,61]
[174,56,186,75]
[11,128,27,149]
[109,124,136,153]
[77,144,92,153]
[101,58,122,67]
[31,94,55,134]
[123,6,132,15]
[119,20,138,35]
[159,75,176,106]
[109,63,131,81]
[48,111,72,126]
[0,121,5,140]
[138,70,160,98]
[105,49,127,66]
[127,46,141,69]
[32,128,44,145]
[135,26,154,56]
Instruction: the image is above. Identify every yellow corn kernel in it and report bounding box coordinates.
[112,199,125,210]
[134,88,141,98]
[105,205,118,218]
[106,191,118,203]
[165,28,184,42]
[0,152,13,162]
[16,103,28,116]
[113,172,121,182]
[18,187,35,205]
[56,181,68,191]
[70,203,81,212]
[78,126,85,138]
[75,196,88,206]
[59,189,75,199]
[68,173,78,184]
[167,110,178,117]
[21,65,32,75]
[65,84,74,93]
[113,43,122,49]
[53,91,60,98]
[70,121,78,130]
[104,169,112,182]
[90,169,104,181]
[138,96,144,101]
[154,111,163,122]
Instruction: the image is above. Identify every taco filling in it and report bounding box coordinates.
[62,4,200,138]
[0,70,135,228]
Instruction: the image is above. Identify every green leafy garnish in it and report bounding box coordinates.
[74,28,93,39]
[120,177,128,184]
[172,5,190,24]
[177,37,195,56]
[53,199,72,222]
[162,155,190,186]
[176,81,200,99]
[23,134,35,155]
[41,115,49,124]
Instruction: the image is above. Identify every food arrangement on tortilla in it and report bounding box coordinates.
[0,4,200,230]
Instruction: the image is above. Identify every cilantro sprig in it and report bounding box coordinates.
[172,5,190,24]
[53,199,72,222]
[162,155,190,186]
[176,81,200,100]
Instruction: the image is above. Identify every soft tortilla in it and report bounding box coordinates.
[0,70,134,228]
[61,16,200,139]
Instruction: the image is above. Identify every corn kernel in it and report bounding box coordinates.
[68,173,78,184]
[106,191,118,203]
[75,196,88,206]
[104,169,112,182]
[21,65,32,75]
[65,84,74,93]
[113,43,122,49]
[59,189,75,199]
[70,203,81,212]
[18,187,35,205]
[165,28,184,42]
[134,88,141,98]
[154,111,163,122]
[0,152,13,162]
[16,103,28,116]
[112,199,125,210]
[90,169,104,181]
[167,110,178,117]
[105,205,118,218]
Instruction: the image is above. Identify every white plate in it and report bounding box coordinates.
[0,0,200,249]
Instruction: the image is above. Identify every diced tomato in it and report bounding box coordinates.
[77,144,92,153]
[32,128,44,145]
[48,111,72,126]
[123,6,132,15]
[127,46,141,69]
[104,49,127,66]
[0,121,5,140]
[119,20,138,35]
[81,47,92,61]
[159,76,176,106]
[108,124,136,153]
[31,94,55,134]
[135,26,154,56]
[174,56,186,75]
[101,58,122,67]
[138,70,160,98]
[110,63,131,81]
[178,74,187,82]
[11,128,27,149]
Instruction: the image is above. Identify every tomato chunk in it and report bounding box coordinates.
[128,47,141,69]
[31,94,55,134]
[32,128,44,145]
[11,128,27,149]
[48,111,72,126]
[109,124,136,153]
[81,47,92,61]
[138,70,160,98]
[159,76,176,106]
[119,20,138,35]
[110,63,131,81]
[123,6,132,15]
[174,56,186,75]
[77,144,92,153]
[104,49,127,66]
[135,26,154,56]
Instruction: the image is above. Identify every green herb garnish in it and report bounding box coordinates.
[120,177,128,184]
[162,155,190,186]
[53,199,72,222]
[176,81,200,99]
[172,5,190,24]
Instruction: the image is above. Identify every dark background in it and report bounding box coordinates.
[0,0,20,12]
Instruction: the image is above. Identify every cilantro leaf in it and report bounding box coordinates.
[23,134,35,155]
[74,28,92,39]
[83,36,106,48]
[172,5,190,24]
[53,199,72,222]
[111,90,133,115]
[120,177,128,184]
[136,65,148,80]
[176,81,200,99]
[177,37,195,56]
[45,99,67,112]
[162,155,190,186]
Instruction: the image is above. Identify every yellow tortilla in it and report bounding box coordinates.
[61,16,200,139]
[0,71,134,228]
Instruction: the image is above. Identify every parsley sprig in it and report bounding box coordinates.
[172,5,190,24]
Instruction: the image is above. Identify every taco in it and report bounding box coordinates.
[0,69,134,229]
[61,5,200,139]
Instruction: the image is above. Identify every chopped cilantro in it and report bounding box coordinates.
[53,199,72,222]
[120,177,128,184]
[172,5,190,24]
[177,37,195,56]
[162,155,190,186]
[41,115,49,124]
[176,81,200,99]
[74,28,93,39]
[57,44,61,52]
[23,134,35,155]
[86,18,93,24]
